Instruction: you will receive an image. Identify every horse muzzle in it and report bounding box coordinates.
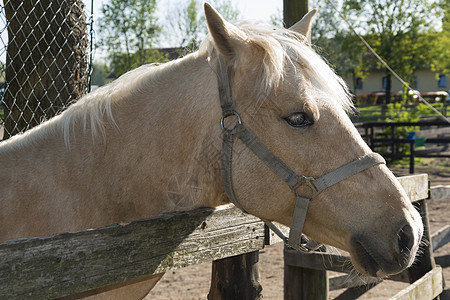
[350,221,423,277]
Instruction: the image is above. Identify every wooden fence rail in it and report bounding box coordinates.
[0,174,446,299]
[0,205,266,299]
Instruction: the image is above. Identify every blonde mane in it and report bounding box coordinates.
[2,21,353,150]
[59,59,190,146]
[200,21,353,112]
[61,21,353,146]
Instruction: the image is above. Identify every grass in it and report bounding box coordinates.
[388,157,424,168]
[388,157,450,172]
[354,103,449,121]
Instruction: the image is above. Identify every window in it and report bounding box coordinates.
[382,76,388,89]
[355,77,363,90]
[438,74,447,88]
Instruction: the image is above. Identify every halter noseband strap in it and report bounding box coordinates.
[216,59,385,252]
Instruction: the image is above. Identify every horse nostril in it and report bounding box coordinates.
[397,224,414,255]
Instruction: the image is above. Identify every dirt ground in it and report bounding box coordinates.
[147,160,450,299]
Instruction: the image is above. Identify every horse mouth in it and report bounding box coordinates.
[350,222,422,278]
[350,237,407,278]
[351,240,384,277]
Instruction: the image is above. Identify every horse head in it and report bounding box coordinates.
[204,3,423,278]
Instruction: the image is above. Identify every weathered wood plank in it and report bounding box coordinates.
[0,205,265,299]
[284,248,351,273]
[397,174,429,202]
[334,284,379,300]
[284,263,328,300]
[432,225,450,251]
[435,254,450,268]
[404,199,435,283]
[264,222,289,245]
[329,274,381,291]
[390,266,443,300]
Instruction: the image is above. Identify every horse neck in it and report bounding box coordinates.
[0,53,227,240]
[110,53,227,210]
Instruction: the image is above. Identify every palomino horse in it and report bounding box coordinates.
[0,3,423,299]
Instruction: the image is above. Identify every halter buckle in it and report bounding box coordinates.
[286,239,312,252]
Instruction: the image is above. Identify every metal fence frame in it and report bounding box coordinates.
[0,0,94,139]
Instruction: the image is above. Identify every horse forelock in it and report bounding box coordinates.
[200,21,354,113]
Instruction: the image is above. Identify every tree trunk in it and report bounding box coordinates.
[3,0,87,139]
[385,72,392,104]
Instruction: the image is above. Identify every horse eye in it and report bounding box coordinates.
[285,112,312,128]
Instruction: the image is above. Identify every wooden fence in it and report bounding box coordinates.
[0,174,447,299]
[362,121,450,173]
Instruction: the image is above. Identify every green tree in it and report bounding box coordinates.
[165,0,202,52]
[165,0,240,52]
[310,0,371,92]
[431,0,450,74]
[269,1,370,92]
[90,63,109,87]
[97,0,168,77]
[343,0,444,103]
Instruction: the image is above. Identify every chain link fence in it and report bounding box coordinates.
[0,0,93,139]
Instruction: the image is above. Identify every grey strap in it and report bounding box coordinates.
[235,124,303,190]
[288,153,385,249]
[220,129,244,210]
[312,153,386,194]
[216,58,313,252]
[217,58,304,207]
[216,58,235,118]
[233,124,314,251]
[287,196,310,248]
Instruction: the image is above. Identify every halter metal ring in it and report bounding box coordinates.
[292,175,319,197]
[220,111,242,130]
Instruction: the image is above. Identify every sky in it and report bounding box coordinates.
[0,0,284,63]
[86,0,284,23]
[82,0,285,60]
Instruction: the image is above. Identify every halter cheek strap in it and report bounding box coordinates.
[216,58,385,252]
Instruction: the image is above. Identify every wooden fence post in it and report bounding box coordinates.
[405,199,435,283]
[409,140,415,174]
[284,245,328,300]
[208,251,262,300]
[283,0,309,27]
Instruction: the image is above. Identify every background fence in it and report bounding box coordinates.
[0,0,94,139]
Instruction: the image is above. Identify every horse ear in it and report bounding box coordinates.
[204,2,247,60]
[289,8,318,38]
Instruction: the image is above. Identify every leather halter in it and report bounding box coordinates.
[216,58,385,252]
